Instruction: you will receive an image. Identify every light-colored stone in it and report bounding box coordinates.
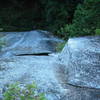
[0,30,63,57]
[0,33,100,100]
[59,36,100,89]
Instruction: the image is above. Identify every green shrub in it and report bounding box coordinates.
[56,41,66,52]
[0,28,3,31]
[3,82,46,100]
[95,29,100,35]
[58,0,100,39]
[0,0,81,33]
[0,7,37,31]
[57,24,77,39]
[72,0,100,36]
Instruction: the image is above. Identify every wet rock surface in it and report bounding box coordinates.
[59,36,100,89]
[0,33,100,100]
[54,63,100,100]
[0,30,63,57]
[0,56,61,100]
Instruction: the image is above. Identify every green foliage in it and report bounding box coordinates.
[3,82,46,100]
[57,24,76,39]
[0,0,80,33]
[56,41,66,52]
[0,7,38,31]
[0,28,3,31]
[95,29,100,35]
[73,0,100,36]
[2,0,99,39]
[41,0,69,32]
[58,0,100,39]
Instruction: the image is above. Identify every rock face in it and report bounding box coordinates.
[0,33,100,100]
[59,36,100,89]
[55,63,100,100]
[0,56,63,100]
[0,30,63,57]
[0,30,64,100]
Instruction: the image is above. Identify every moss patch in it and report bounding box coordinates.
[56,41,66,52]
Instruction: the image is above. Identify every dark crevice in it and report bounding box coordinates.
[16,53,49,56]
[66,82,100,90]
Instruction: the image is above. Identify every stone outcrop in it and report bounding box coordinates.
[0,30,64,100]
[0,33,100,100]
[59,36,100,89]
[58,36,100,99]
[0,56,63,100]
[0,30,63,57]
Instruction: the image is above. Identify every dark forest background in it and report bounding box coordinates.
[0,0,100,39]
